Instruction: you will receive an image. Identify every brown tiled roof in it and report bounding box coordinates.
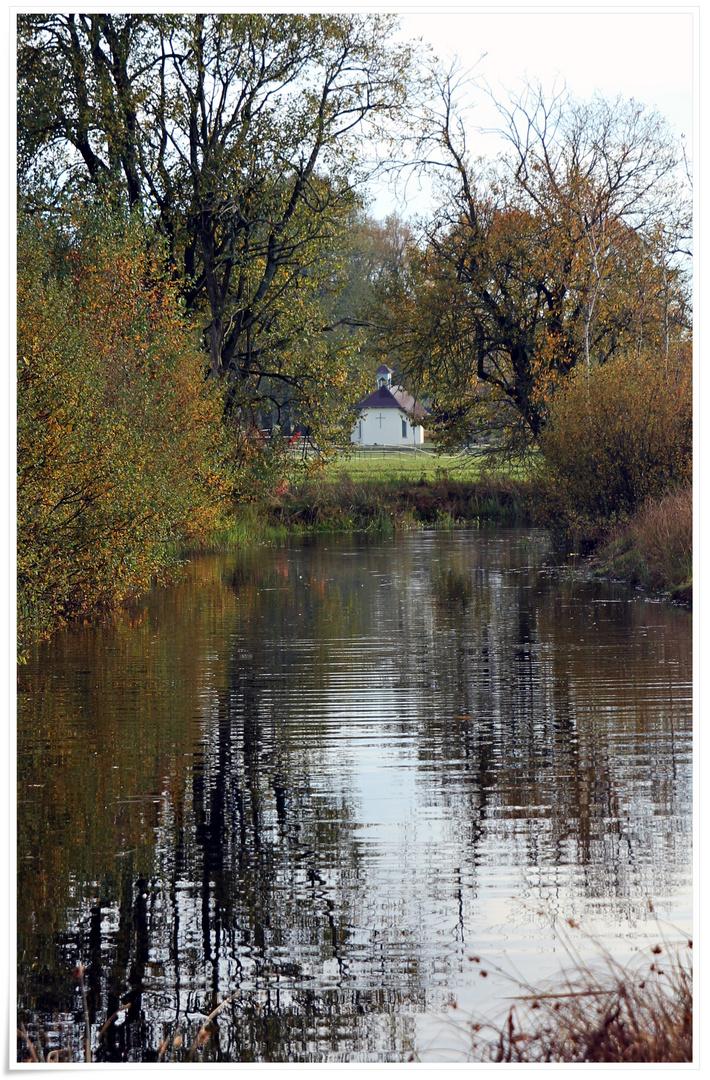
[355,384,429,420]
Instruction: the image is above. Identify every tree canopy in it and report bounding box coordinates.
[368,77,691,452]
[18,13,417,434]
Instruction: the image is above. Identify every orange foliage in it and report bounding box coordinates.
[17,208,232,650]
[539,352,691,527]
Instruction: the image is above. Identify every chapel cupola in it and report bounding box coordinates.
[376,364,393,390]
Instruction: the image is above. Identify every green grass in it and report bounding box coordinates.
[177,452,537,551]
[324,448,537,485]
[175,503,292,553]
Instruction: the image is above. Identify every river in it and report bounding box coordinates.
[17,528,692,1062]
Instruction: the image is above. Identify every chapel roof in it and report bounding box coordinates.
[355,384,429,419]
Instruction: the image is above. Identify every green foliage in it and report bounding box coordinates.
[539,353,691,528]
[17,207,232,651]
[17,14,415,441]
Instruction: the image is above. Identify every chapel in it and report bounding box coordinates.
[351,366,429,446]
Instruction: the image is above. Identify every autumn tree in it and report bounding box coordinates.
[494,84,691,365]
[373,76,691,452]
[18,14,417,447]
[17,207,231,652]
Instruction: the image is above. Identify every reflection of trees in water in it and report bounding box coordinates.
[18,555,425,1061]
[17,533,691,1062]
[411,543,691,917]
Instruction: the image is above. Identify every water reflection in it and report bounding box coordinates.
[17,530,692,1062]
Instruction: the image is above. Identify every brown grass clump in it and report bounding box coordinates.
[446,917,692,1064]
[632,487,692,595]
[266,473,529,532]
[600,486,692,601]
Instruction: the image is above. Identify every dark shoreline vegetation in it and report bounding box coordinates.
[260,471,529,533]
[17,465,692,660]
[591,486,692,606]
[193,471,693,605]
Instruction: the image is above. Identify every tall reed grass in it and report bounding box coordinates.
[265,472,529,532]
[427,912,692,1064]
[598,486,692,602]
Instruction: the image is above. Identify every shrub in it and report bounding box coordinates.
[539,353,691,529]
[17,207,232,652]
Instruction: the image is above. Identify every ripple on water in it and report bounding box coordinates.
[17,529,691,1062]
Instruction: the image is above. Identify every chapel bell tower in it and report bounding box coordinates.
[376,365,393,390]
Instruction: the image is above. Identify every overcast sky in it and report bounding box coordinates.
[368,6,696,218]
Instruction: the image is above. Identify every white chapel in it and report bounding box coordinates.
[351,365,429,446]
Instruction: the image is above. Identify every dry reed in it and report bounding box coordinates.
[600,486,692,601]
[440,912,692,1063]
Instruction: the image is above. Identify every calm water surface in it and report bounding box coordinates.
[17,529,692,1062]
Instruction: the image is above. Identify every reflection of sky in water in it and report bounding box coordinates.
[296,534,689,1039]
[17,529,692,1062]
[257,532,691,1048]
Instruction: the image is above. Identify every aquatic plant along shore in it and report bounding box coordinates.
[423,913,691,1064]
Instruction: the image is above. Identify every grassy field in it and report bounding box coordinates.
[323,448,535,484]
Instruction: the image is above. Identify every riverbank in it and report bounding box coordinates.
[198,472,532,550]
[268,472,531,531]
[588,488,692,607]
[16,470,535,657]
[203,476,692,606]
[18,471,690,658]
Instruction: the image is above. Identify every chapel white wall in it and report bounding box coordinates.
[351,408,424,445]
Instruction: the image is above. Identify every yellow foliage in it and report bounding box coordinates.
[17,209,232,651]
[539,351,691,527]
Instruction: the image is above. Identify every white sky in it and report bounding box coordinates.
[400,8,693,133]
[368,6,696,217]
